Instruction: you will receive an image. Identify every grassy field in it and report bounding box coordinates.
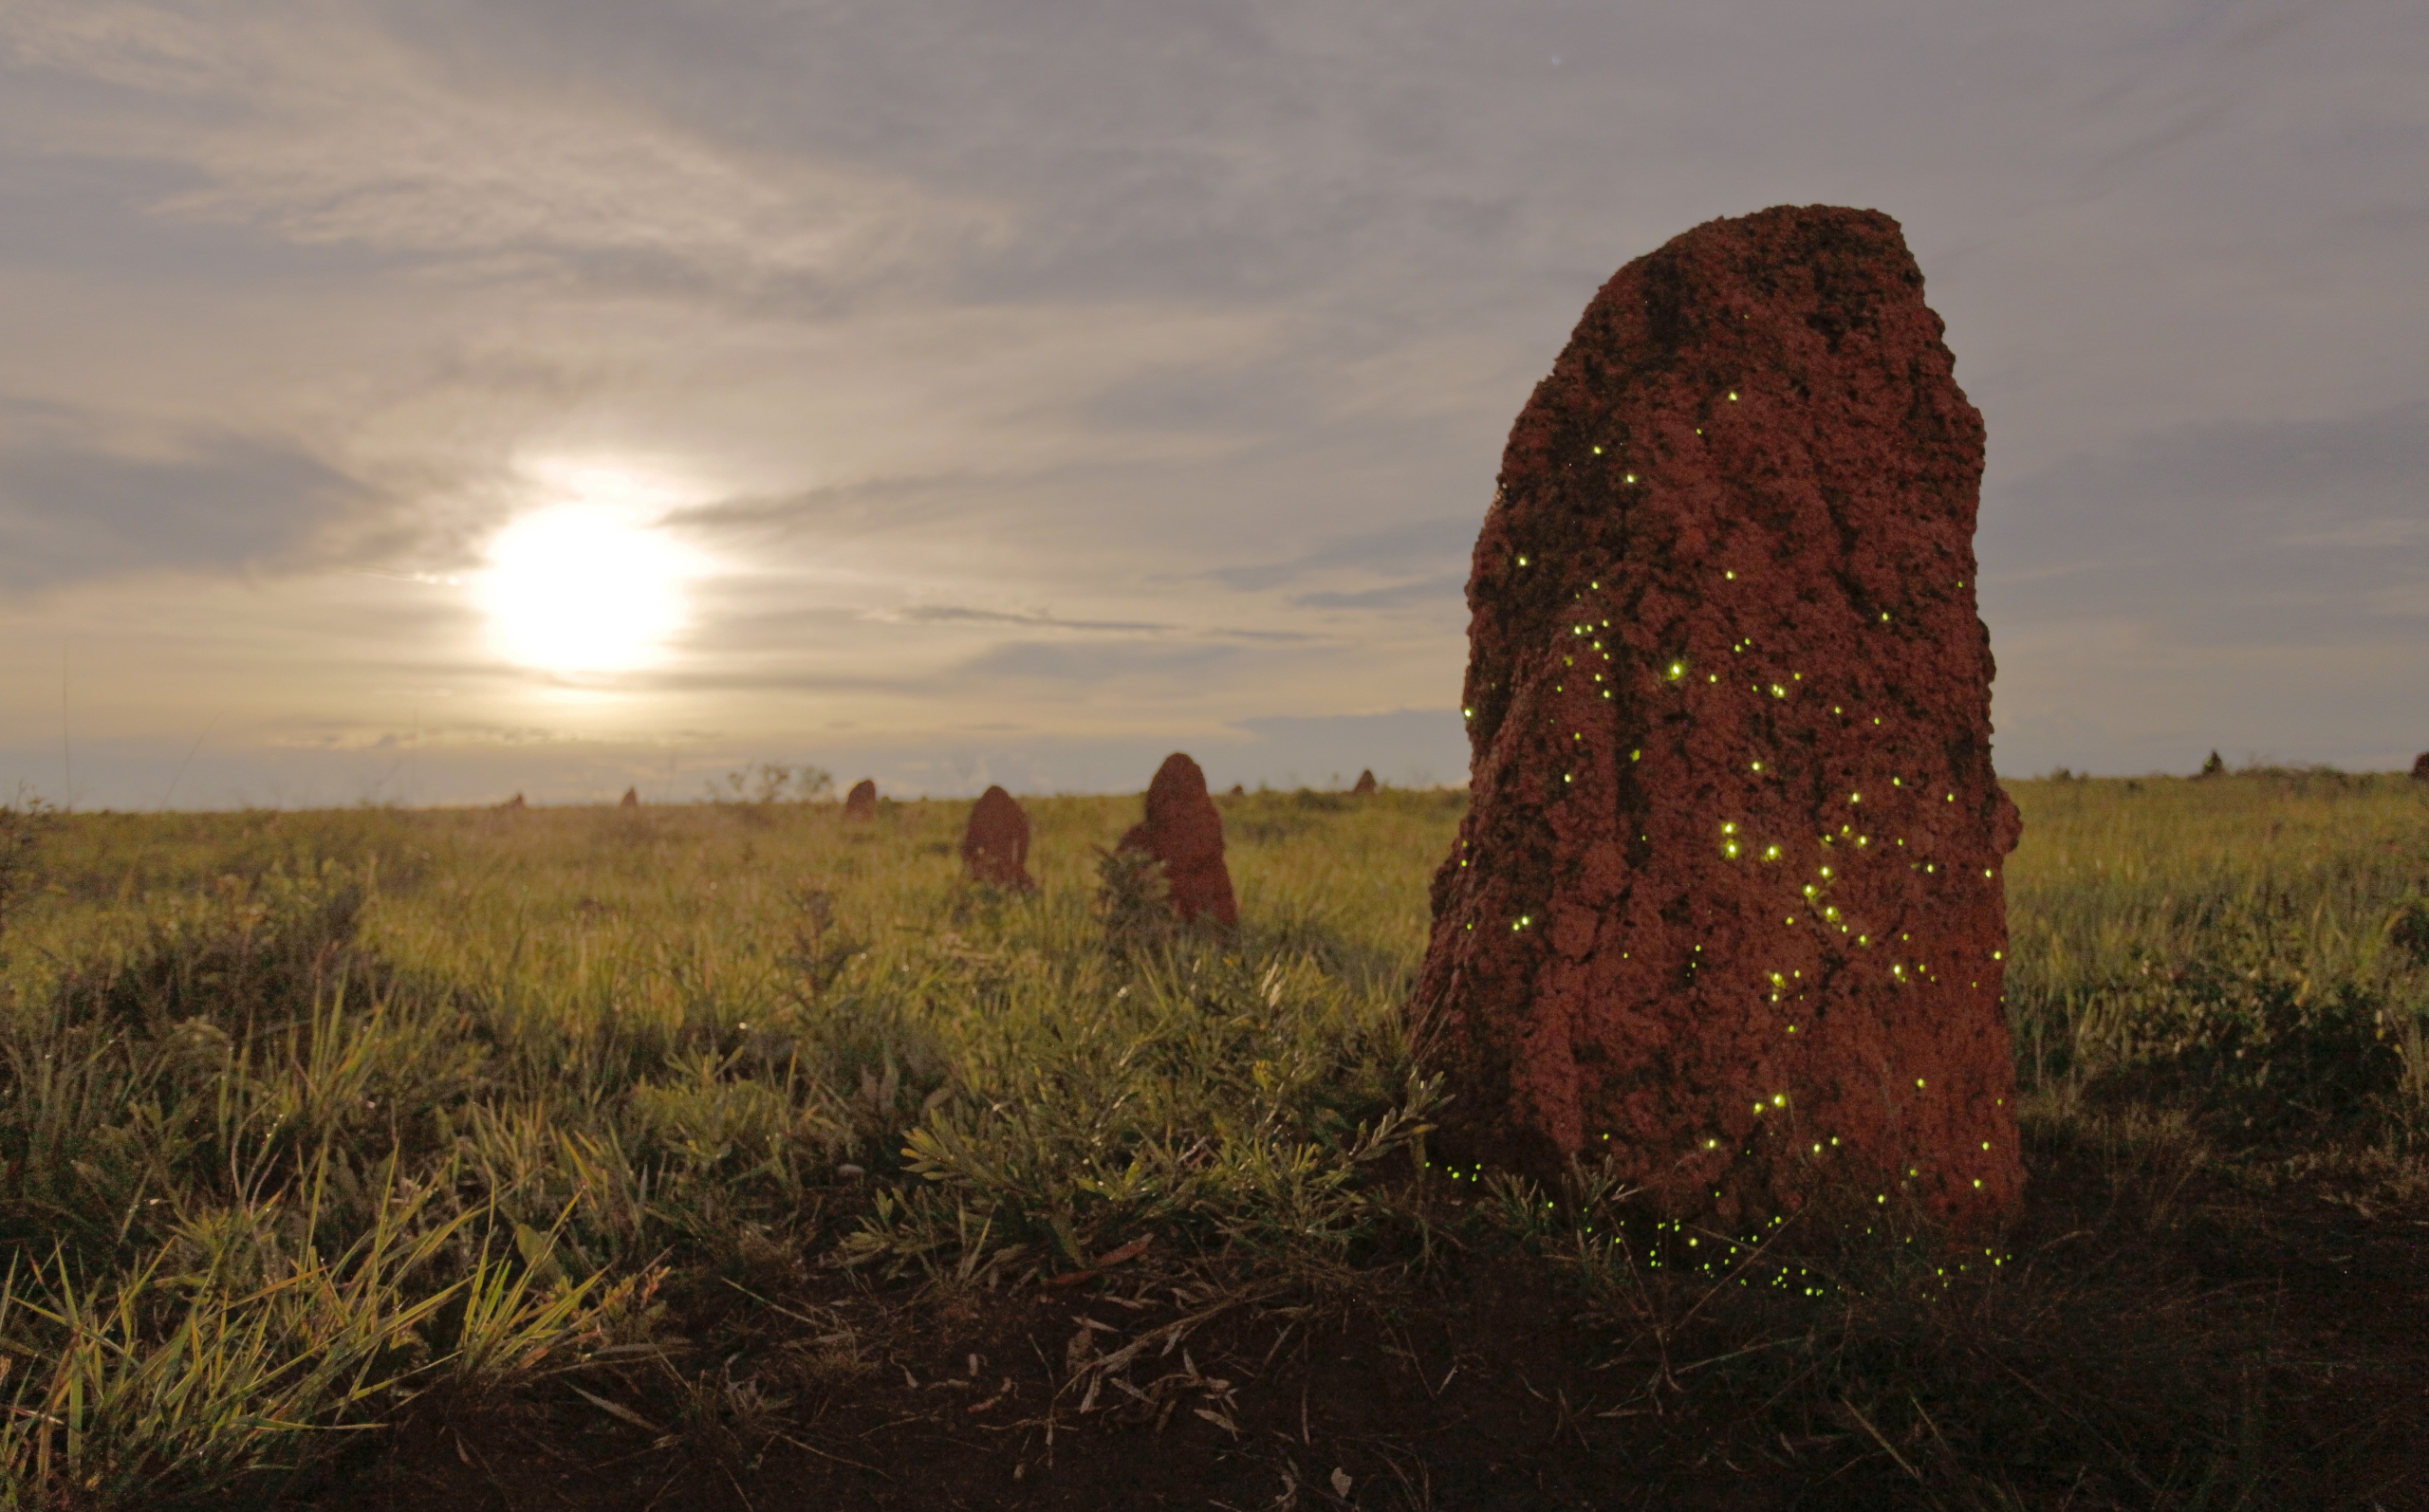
[0,773,2423,1510]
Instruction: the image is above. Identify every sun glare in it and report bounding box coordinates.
[477,503,695,674]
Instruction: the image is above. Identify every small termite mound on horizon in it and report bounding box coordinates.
[1112,753,1238,930]
[960,784,1036,891]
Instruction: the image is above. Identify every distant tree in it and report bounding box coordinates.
[2199,750,2227,778]
[707,762,836,804]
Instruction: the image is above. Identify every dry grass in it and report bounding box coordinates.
[0,773,2420,1508]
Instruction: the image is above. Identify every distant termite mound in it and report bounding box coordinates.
[961,785,1036,891]
[1410,204,2024,1237]
[2412,752,2428,784]
[843,779,879,821]
[1352,769,1379,796]
[1117,753,1239,929]
[498,792,527,811]
[619,787,640,808]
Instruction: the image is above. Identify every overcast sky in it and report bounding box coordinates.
[1,0,2422,808]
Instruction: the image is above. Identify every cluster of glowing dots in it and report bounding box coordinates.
[1508,543,2006,1205]
[1428,1116,2010,1289]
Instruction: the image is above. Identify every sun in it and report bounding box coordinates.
[476,503,695,674]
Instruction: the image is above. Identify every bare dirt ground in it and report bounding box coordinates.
[269,1129,2429,1512]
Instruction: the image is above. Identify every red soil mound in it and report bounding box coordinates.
[499,792,527,810]
[1118,753,1239,929]
[1352,769,1379,796]
[961,785,1036,891]
[2412,753,2428,783]
[619,787,640,808]
[1410,205,2024,1236]
[843,779,879,821]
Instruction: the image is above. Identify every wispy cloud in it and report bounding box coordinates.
[0,421,372,589]
[878,604,1319,642]
[7,0,997,302]
[955,639,1248,690]
[1292,574,1466,612]
[882,605,1169,634]
[1208,517,1477,593]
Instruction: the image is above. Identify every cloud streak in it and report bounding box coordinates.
[0,422,372,589]
[881,603,1319,643]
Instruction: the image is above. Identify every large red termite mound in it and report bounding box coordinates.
[1118,753,1239,929]
[843,779,879,821]
[1410,205,2024,1236]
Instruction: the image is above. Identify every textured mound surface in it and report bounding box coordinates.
[1410,204,2024,1234]
[1118,753,1239,928]
[961,784,1036,891]
[844,779,879,821]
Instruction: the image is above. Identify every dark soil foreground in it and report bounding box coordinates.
[232,1127,2428,1512]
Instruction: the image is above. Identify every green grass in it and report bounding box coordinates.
[2005,770,2429,1135]
[0,774,2421,1508]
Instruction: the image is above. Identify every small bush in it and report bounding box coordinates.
[54,863,380,1043]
